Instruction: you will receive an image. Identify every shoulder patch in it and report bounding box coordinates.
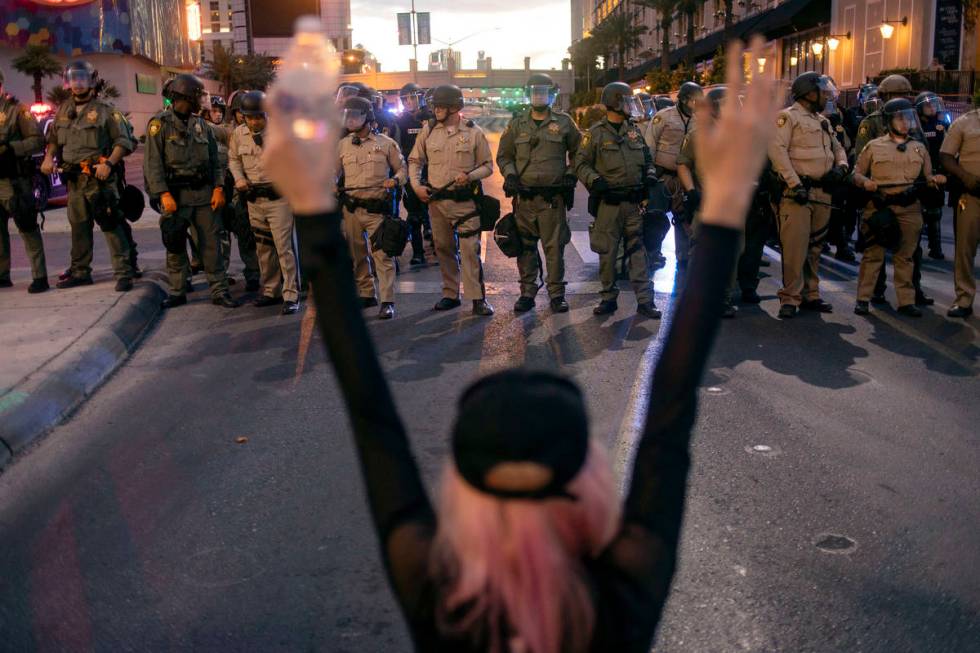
[777,115,787,128]
[835,125,844,133]
[113,111,123,123]
[937,124,944,132]
[581,132,591,147]
[148,119,162,137]
[653,115,662,125]
[858,125,868,137]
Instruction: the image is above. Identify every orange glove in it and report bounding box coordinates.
[160,192,178,214]
[211,187,226,211]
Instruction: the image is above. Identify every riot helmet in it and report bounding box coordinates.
[636,92,654,119]
[790,72,834,112]
[166,74,206,113]
[878,74,912,100]
[915,91,946,119]
[64,61,97,98]
[342,96,374,133]
[600,82,642,120]
[239,90,266,117]
[335,84,360,105]
[399,82,425,112]
[654,95,675,111]
[430,84,464,119]
[677,82,703,117]
[882,98,920,137]
[862,90,882,115]
[525,72,558,111]
[705,86,727,118]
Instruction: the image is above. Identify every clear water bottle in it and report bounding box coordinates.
[267,15,339,143]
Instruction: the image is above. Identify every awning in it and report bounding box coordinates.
[601,0,830,85]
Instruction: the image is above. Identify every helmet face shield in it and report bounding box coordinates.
[622,95,644,120]
[640,97,655,119]
[863,94,882,115]
[400,91,423,112]
[527,84,556,109]
[818,77,838,107]
[335,85,359,105]
[65,68,94,92]
[917,95,946,117]
[887,108,921,136]
[343,108,369,132]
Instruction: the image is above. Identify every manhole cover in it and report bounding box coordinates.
[813,533,858,554]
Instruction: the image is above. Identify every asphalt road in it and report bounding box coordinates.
[1,131,978,652]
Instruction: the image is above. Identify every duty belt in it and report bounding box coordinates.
[247,183,282,202]
[602,188,646,204]
[517,185,564,201]
[341,194,391,215]
[799,175,835,193]
[167,173,210,190]
[655,165,677,177]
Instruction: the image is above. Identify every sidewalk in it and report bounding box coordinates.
[0,208,165,469]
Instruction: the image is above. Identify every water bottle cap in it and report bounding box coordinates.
[294,15,322,35]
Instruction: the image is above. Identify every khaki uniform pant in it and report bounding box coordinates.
[248,198,298,302]
[857,207,922,307]
[0,178,46,282]
[515,195,570,299]
[164,204,229,299]
[590,201,653,304]
[66,176,133,281]
[429,198,485,301]
[953,195,980,309]
[342,207,395,303]
[777,189,831,306]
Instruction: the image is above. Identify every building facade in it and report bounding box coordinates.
[1,0,200,132]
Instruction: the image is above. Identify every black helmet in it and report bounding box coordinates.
[677,81,703,116]
[239,90,266,117]
[400,82,426,111]
[654,95,675,111]
[791,72,822,100]
[400,82,423,97]
[120,184,146,223]
[706,86,727,115]
[210,95,226,109]
[64,60,98,89]
[915,91,945,117]
[167,73,206,109]
[431,84,464,111]
[882,97,918,135]
[526,72,558,110]
[342,96,375,131]
[352,82,375,100]
[601,82,631,113]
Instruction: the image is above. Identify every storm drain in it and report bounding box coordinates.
[813,533,858,554]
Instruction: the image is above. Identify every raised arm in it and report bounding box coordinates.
[608,36,783,621]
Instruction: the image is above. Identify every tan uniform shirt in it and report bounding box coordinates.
[337,131,407,200]
[855,136,932,197]
[0,96,43,159]
[940,109,980,177]
[48,98,134,165]
[768,101,847,189]
[228,123,272,185]
[408,118,493,191]
[643,105,692,171]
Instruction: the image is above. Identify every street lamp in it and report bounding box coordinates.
[757,57,766,73]
[827,32,850,51]
[811,41,824,56]
[790,55,798,66]
[880,17,907,39]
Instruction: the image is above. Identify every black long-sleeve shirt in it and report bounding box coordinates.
[295,213,739,652]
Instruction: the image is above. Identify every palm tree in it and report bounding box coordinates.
[12,45,63,103]
[591,9,648,80]
[204,42,236,95]
[678,0,702,68]
[635,0,679,72]
[568,36,601,91]
[45,85,71,108]
[203,43,277,94]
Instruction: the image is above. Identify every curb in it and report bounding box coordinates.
[0,278,166,470]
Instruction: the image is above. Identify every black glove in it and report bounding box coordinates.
[503,174,521,197]
[822,164,848,185]
[591,177,610,195]
[791,186,809,205]
[683,188,702,215]
[0,144,17,175]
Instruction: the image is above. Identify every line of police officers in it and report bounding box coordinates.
[2,64,977,321]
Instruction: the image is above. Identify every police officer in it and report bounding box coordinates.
[938,104,980,318]
[144,73,237,309]
[820,78,858,263]
[205,94,261,291]
[852,99,945,317]
[0,69,48,292]
[644,81,701,266]
[677,86,740,317]
[916,91,948,260]
[371,90,401,143]
[337,96,406,320]
[768,71,848,319]
[228,91,300,314]
[408,84,494,316]
[575,82,660,319]
[844,83,877,144]
[497,73,581,313]
[41,61,135,291]
[395,82,432,265]
[854,74,913,155]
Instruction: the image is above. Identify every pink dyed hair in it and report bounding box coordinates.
[430,440,622,653]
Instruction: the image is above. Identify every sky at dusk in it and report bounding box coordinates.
[349,1,571,72]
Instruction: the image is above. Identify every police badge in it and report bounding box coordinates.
[548,122,561,135]
[86,109,98,123]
